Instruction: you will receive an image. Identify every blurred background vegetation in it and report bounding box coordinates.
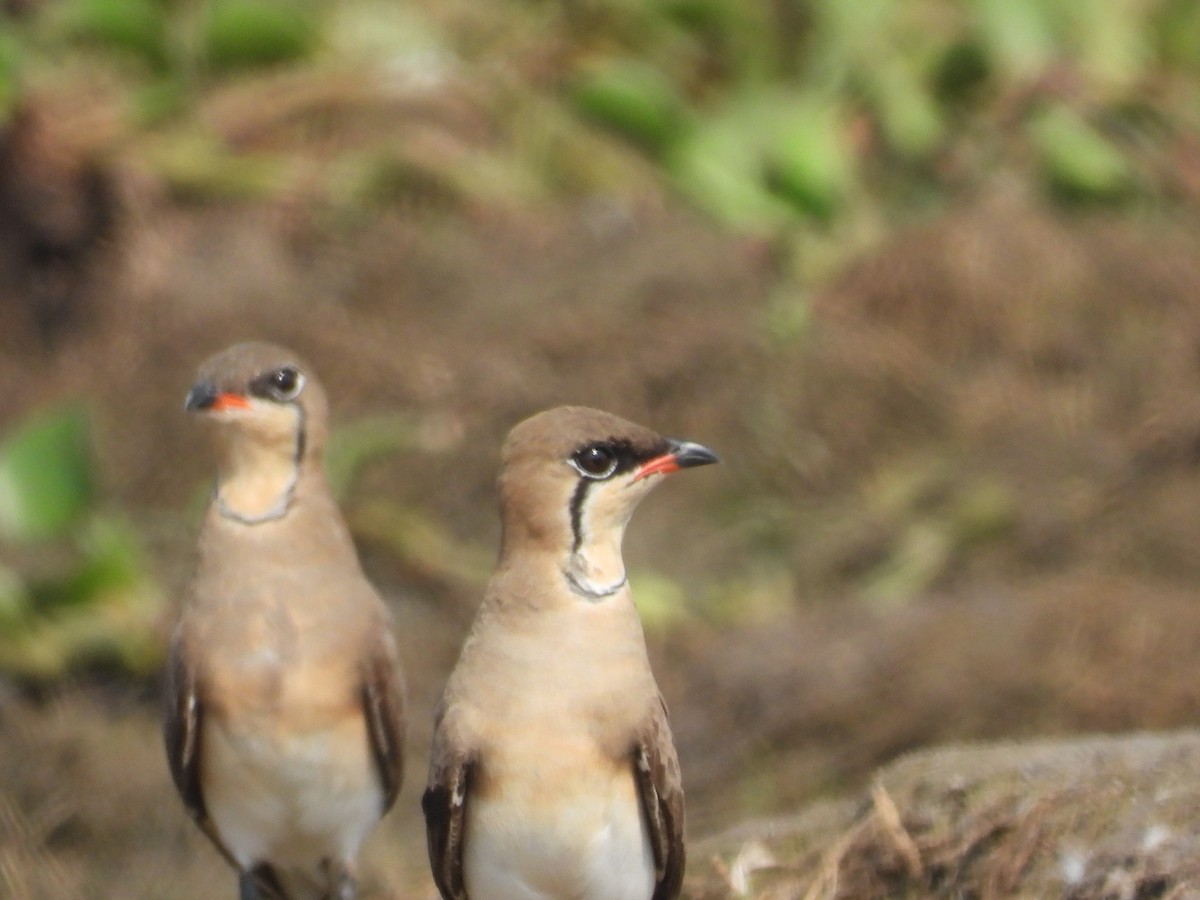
[3,0,1199,679]
[3,0,1200,896]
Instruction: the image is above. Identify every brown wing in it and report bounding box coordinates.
[633,695,686,900]
[163,629,202,815]
[360,627,407,813]
[161,628,238,868]
[421,704,473,900]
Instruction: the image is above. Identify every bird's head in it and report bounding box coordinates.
[497,406,719,598]
[185,342,329,523]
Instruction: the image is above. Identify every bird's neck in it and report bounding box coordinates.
[563,532,628,601]
[495,524,630,605]
[214,437,303,525]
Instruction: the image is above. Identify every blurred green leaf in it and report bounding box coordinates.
[764,99,854,222]
[672,90,859,229]
[934,40,991,107]
[0,26,21,123]
[28,516,144,613]
[764,285,811,344]
[861,520,952,608]
[658,0,775,83]
[0,561,29,627]
[0,517,163,678]
[1065,0,1147,88]
[1156,0,1200,73]
[866,58,945,160]
[570,58,691,155]
[202,0,319,73]
[0,404,93,542]
[132,76,190,125]
[325,414,421,502]
[143,131,291,200]
[972,0,1057,78]
[953,480,1016,544]
[1031,104,1132,201]
[699,566,794,626]
[659,0,741,33]
[350,500,492,591]
[669,95,795,231]
[629,569,688,632]
[0,404,164,679]
[63,0,169,70]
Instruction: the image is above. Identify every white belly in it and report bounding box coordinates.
[464,765,656,900]
[202,717,382,871]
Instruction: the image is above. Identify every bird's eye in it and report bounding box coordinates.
[571,443,618,479]
[268,366,304,401]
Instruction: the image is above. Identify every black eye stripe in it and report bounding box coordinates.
[567,436,672,481]
[564,435,673,552]
[249,366,304,402]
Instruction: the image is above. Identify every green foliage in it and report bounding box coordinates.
[141,131,291,201]
[201,0,320,73]
[763,97,856,222]
[857,460,1016,608]
[349,500,493,592]
[62,0,170,71]
[1,519,162,678]
[0,404,162,680]
[972,0,1057,78]
[0,26,22,122]
[0,405,93,543]
[669,101,791,231]
[569,58,691,155]
[131,75,190,125]
[1030,105,1133,202]
[628,569,687,632]
[669,91,854,229]
[325,413,422,502]
[0,0,1193,234]
[547,0,1193,235]
[1157,0,1200,72]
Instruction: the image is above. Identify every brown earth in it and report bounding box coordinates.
[4,100,1200,896]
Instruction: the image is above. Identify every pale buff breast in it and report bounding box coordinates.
[202,708,382,870]
[464,734,656,900]
[451,590,661,900]
[195,604,384,869]
[454,589,661,744]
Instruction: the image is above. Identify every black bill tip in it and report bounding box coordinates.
[184,381,218,412]
[667,439,720,469]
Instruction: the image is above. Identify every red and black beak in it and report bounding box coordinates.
[184,381,252,413]
[634,439,720,481]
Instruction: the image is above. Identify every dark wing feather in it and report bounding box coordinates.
[422,707,473,900]
[162,628,239,869]
[633,695,686,900]
[163,630,204,815]
[240,865,288,900]
[360,628,407,813]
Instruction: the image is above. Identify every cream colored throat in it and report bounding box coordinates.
[215,437,301,525]
[564,544,627,600]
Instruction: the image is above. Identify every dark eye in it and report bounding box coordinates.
[268,366,304,400]
[571,443,618,479]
